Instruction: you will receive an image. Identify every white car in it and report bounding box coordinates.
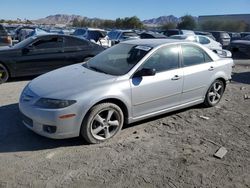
[19,39,233,144]
[169,35,222,51]
[73,28,111,48]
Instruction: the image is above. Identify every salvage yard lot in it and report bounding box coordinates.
[0,63,249,188]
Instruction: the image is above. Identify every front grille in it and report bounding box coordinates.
[21,113,33,127]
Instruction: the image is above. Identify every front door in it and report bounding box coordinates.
[131,45,183,118]
[15,36,65,76]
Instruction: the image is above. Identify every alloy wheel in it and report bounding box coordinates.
[208,81,224,105]
[0,65,9,84]
[90,108,121,140]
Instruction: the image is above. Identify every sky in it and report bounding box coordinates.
[0,0,249,20]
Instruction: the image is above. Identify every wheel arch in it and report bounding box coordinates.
[0,61,11,76]
[93,98,129,124]
[216,77,227,88]
[0,61,12,81]
[79,97,130,138]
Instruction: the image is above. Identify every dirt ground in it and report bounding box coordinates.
[0,63,249,188]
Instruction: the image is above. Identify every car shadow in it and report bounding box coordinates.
[0,103,86,153]
[232,71,250,84]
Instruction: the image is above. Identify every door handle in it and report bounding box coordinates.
[208,66,214,71]
[171,75,181,80]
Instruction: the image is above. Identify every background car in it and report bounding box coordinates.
[15,26,48,42]
[73,28,111,48]
[161,29,195,37]
[228,32,241,41]
[209,31,231,48]
[227,37,250,59]
[169,34,222,51]
[0,34,104,83]
[194,31,216,40]
[0,24,12,46]
[19,39,233,144]
[108,30,140,45]
[140,31,167,39]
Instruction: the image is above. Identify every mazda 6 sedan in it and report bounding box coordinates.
[19,39,234,144]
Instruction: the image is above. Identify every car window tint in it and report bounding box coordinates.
[65,37,88,47]
[33,37,63,49]
[198,36,210,44]
[182,45,212,66]
[142,45,179,72]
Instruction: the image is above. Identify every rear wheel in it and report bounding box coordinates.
[81,103,124,144]
[0,64,9,84]
[204,79,225,107]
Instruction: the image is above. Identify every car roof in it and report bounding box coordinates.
[122,39,186,47]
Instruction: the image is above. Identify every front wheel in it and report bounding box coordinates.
[0,64,9,84]
[204,79,225,107]
[81,103,124,144]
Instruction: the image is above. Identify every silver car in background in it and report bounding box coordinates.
[169,34,222,51]
[19,39,234,144]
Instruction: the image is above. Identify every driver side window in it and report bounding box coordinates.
[141,45,180,73]
[32,37,63,49]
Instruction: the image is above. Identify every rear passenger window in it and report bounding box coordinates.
[142,45,179,72]
[64,37,89,47]
[33,37,63,49]
[181,45,212,67]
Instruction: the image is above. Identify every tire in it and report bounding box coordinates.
[81,103,124,144]
[204,79,225,107]
[0,64,9,84]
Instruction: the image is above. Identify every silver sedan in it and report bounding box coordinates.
[19,39,234,144]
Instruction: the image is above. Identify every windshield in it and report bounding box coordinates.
[83,43,151,76]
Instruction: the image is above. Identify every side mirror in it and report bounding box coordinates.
[134,68,156,77]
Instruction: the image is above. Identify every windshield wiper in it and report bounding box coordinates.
[88,66,108,74]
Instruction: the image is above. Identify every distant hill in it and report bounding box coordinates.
[33,14,195,26]
[33,14,83,25]
[142,15,180,26]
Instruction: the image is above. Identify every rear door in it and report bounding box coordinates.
[15,36,65,75]
[181,44,215,103]
[131,45,183,118]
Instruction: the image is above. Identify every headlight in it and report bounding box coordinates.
[35,98,76,109]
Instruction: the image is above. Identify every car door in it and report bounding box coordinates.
[15,36,65,75]
[181,44,215,104]
[130,45,183,118]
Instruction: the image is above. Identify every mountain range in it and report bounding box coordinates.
[33,14,183,26]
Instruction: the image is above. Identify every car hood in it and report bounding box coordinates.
[29,63,117,99]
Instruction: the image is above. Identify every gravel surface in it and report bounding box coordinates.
[0,64,249,188]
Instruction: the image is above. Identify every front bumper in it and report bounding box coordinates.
[19,89,82,139]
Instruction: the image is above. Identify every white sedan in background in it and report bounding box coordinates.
[169,34,222,51]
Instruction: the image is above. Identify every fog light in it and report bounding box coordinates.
[43,125,57,133]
